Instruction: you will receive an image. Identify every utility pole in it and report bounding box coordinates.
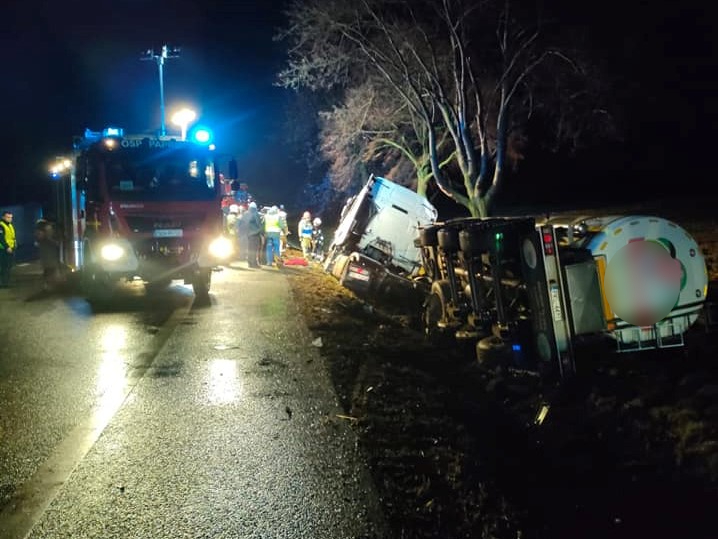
[140,44,180,137]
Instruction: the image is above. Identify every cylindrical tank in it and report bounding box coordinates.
[576,215,708,344]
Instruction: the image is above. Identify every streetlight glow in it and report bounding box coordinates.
[171,108,197,141]
[49,156,72,177]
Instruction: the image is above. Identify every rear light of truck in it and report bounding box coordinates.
[541,227,554,256]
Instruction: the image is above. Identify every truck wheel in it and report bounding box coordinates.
[82,267,113,306]
[338,260,351,287]
[332,254,350,281]
[423,281,453,345]
[192,269,212,298]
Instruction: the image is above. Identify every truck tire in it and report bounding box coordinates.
[192,268,212,298]
[81,266,113,306]
[422,280,453,345]
[332,254,350,281]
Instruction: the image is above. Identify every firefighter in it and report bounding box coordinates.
[235,205,247,262]
[0,210,17,288]
[226,204,239,236]
[278,204,289,254]
[311,217,325,261]
[235,183,251,207]
[298,211,313,259]
[34,218,62,291]
[242,202,263,268]
[264,205,283,266]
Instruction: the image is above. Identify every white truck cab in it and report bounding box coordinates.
[324,175,438,296]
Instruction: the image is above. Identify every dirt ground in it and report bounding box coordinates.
[283,213,718,539]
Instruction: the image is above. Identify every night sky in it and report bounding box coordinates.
[1,0,716,211]
[1,0,290,205]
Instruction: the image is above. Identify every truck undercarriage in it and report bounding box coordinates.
[326,176,708,382]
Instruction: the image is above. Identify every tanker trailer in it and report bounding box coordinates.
[418,213,709,380]
[539,214,708,352]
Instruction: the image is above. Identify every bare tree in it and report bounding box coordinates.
[317,78,454,196]
[277,0,614,217]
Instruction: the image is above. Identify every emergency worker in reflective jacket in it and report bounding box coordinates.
[0,210,17,288]
[298,211,313,259]
[264,205,282,266]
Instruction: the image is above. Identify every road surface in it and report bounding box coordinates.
[0,262,386,539]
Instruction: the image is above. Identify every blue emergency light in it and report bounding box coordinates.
[189,125,213,145]
[102,127,124,137]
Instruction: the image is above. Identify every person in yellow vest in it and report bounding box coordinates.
[0,210,17,288]
[298,211,313,259]
[264,205,283,266]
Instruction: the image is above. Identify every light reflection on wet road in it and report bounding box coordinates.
[0,264,385,539]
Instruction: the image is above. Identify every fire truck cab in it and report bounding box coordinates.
[56,126,233,302]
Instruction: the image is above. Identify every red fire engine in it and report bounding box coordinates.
[55,126,233,302]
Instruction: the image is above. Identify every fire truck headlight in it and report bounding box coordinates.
[208,236,233,259]
[100,243,125,262]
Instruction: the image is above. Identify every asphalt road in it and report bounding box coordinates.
[0,262,386,539]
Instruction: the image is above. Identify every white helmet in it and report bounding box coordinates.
[229,204,239,213]
[313,217,322,227]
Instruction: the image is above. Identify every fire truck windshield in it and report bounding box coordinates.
[100,144,217,202]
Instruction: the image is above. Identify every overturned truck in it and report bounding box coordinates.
[323,174,438,307]
[419,213,708,379]
[326,176,709,380]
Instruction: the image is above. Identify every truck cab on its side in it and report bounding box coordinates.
[323,175,438,303]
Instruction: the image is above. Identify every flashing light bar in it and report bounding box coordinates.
[79,125,215,147]
[103,127,124,137]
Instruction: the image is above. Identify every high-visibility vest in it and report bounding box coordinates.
[0,221,16,249]
[264,213,282,233]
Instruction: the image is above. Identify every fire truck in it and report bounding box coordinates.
[55,126,233,302]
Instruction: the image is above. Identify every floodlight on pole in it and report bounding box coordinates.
[171,108,197,141]
[140,44,181,137]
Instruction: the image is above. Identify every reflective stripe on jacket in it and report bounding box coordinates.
[298,219,313,238]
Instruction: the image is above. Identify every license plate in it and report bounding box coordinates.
[348,269,370,281]
[153,229,183,238]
